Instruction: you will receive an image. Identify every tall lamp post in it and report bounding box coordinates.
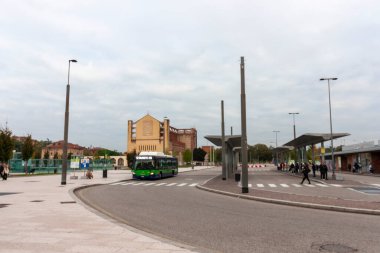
[288,112,299,139]
[320,77,338,180]
[288,112,299,163]
[61,59,77,185]
[273,131,280,166]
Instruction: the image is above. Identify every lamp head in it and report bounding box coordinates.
[69,59,78,63]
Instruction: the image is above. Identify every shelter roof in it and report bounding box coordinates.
[272,146,294,153]
[205,135,242,148]
[283,133,350,148]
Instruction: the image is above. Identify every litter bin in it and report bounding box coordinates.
[103,169,107,178]
[235,173,241,182]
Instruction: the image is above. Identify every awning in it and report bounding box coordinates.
[283,133,350,148]
[205,135,242,148]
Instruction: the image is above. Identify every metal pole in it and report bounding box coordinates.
[327,79,335,179]
[320,78,337,180]
[61,59,77,185]
[240,57,248,193]
[273,131,280,166]
[221,100,226,180]
[288,112,299,163]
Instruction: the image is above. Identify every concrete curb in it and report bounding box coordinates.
[196,177,380,216]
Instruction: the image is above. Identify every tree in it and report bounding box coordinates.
[21,135,34,173]
[43,150,49,167]
[126,150,137,168]
[193,148,207,162]
[53,152,59,167]
[248,144,272,163]
[214,148,222,163]
[0,127,14,162]
[96,149,120,157]
[183,149,192,164]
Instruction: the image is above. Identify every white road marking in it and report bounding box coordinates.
[134,182,145,186]
[110,182,124,185]
[166,183,177,186]
[304,184,316,187]
[121,182,136,185]
[330,184,343,187]
[371,184,380,187]
[144,182,156,186]
[155,183,167,186]
[292,184,302,187]
[268,184,277,188]
[189,183,198,187]
[177,183,187,187]
[280,184,289,188]
[315,183,328,187]
[257,184,265,188]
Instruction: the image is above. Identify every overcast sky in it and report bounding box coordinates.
[1,0,379,152]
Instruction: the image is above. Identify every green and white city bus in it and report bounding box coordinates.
[132,152,178,179]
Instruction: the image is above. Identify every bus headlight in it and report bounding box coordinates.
[150,172,154,176]
[132,172,135,175]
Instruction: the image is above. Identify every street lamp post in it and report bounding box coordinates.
[320,77,338,180]
[273,131,280,167]
[288,112,299,164]
[61,59,77,185]
[288,112,299,139]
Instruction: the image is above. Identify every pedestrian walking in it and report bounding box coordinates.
[300,163,311,184]
[369,164,374,173]
[289,163,295,173]
[1,163,9,180]
[295,162,300,173]
[312,162,316,177]
[320,163,328,180]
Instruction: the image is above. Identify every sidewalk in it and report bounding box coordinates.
[0,168,204,253]
[2,166,379,253]
[198,167,380,215]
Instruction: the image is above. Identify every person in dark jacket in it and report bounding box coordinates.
[311,162,316,177]
[300,163,311,184]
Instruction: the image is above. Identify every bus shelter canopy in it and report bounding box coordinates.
[205,135,242,148]
[283,133,350,148]
[272,146,294,153]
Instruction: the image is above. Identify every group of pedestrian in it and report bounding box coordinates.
[0,162,10,180]
[288,162,301,173]
[287,161,330,184]
[320,163,328,180]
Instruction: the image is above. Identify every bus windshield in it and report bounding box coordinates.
[134,160,155,170]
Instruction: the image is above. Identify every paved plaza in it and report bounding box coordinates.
[1,166,380,253]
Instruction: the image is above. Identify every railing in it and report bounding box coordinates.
[8,159,113,174]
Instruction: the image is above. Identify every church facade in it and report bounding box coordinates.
[127,114,197,164]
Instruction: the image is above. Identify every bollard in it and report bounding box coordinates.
[103,169,107,178]
[235,173,241,182]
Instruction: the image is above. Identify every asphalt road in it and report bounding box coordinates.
[76,168,380,253]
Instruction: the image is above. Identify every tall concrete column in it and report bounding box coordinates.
[221,100,226,180]
[240,57,249,193]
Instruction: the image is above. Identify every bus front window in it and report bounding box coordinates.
[135,160,154,170]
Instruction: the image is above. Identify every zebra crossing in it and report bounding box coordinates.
[110,181,199,187]
[109,182,380,189]
[250,183,343,188]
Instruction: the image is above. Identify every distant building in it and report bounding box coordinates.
[127,114,197,164]
[202,146,215,163]
[41,140,85,159]
[332,141,380,174]
[12,135,38,145]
